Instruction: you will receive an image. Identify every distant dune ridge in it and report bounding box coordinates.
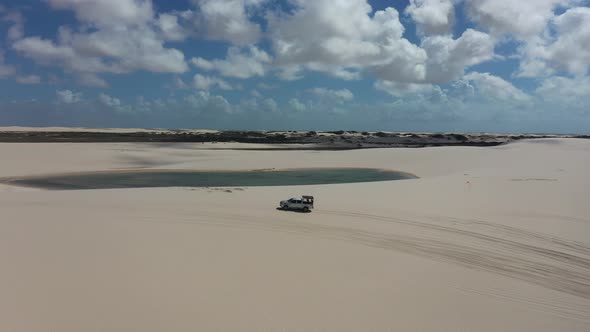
[0,135,589,331]
[1,126,588,148]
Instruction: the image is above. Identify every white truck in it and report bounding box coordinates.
[279,195,314,212]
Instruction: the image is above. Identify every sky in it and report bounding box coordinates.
[0,0,589,133]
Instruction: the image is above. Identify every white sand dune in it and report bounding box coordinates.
[1,139,589,331]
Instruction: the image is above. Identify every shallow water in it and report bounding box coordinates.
[7,168,417,190]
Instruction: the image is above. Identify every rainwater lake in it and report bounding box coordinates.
[4,168,417,190]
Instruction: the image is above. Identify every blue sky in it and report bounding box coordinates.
[0,0,589,133]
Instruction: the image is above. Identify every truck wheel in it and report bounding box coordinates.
[303,207,310,213]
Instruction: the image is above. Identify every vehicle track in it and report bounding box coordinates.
[7,200,590,324]
[316,210,590,301]
[130,206,590,303]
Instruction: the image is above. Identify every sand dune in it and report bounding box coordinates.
[1,139,589,331]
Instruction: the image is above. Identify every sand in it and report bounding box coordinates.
[1,138,589,331]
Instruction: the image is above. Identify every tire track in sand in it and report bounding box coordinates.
[130,205,590,321]
[316,210,590,301]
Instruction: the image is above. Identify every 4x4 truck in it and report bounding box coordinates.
[279,195,314,212]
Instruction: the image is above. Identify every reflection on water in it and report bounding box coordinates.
[6,168,417,190]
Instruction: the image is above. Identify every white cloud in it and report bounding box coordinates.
[311,88,354,102]
[14,0,500,89]
[46,0,154,26]
[56,89,82,103]
[405,0,455,35]
[157,13,187,42]
[16,74,41,84]
[305,63,362,80]
[185,90,232,113]
[173,76,189,89]
[542,7,590,76]
[465,0,589,78]
[465,0,577,39]
[0,51,16,78]
[419,29,495,83]
[268,1,426,81]
[288,98,307,112]
[1,9,24,40]
[511,6,590,78]
[189,0,265,45]
[193,74,232,91]
[191,57,214,71]
[516,57,555,79]
[77,73,108,88]
[98,93,121,107]
[5,0,589,132]
[191,46,271,79]
[276,65,304,81]
[267,0,493,84]
[67,26,188,73]
[261,98,279,113]
[0,64,14,78]
[463,72,531,103]
[536,76,590,104]
[13,0,188,81]
[13,36,94,71]
[375,80,439,98]
[257,82,277,90]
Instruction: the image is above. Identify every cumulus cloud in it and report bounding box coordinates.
[5,0,590,132]
[10,0,501,90]
[46,0,154,26]
[77,73,108,88]
[465,0,577,39]
[156,13,188,42]
[405,0,455,35]
[536,76,590,105]
[16,74,41,84]
[56,89,82,103]
[462,72,531,103]
[276,65,304,81]
[514,7,590,78]
[0,51,16,78]
[0,64,14,78]
[191,46,271,79]
[173,76,190,90]
[288,98,307,112]
[541,7,590,76]
[465,0,588,78]
[261,98,279,113]
[311,88,354,102]
[266,0,494,84]
[13,0,188,84]
[1,9,24,40]
[306,63,362,80]
[420,29,495,83]
[13,29,187,76]
[193,74,232,91]
[98,93,121,107]
[375,80,440,98]
[189,0,265,45]
[185,90,232,114]
[268,1,425,81]
[257,82,277,90]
